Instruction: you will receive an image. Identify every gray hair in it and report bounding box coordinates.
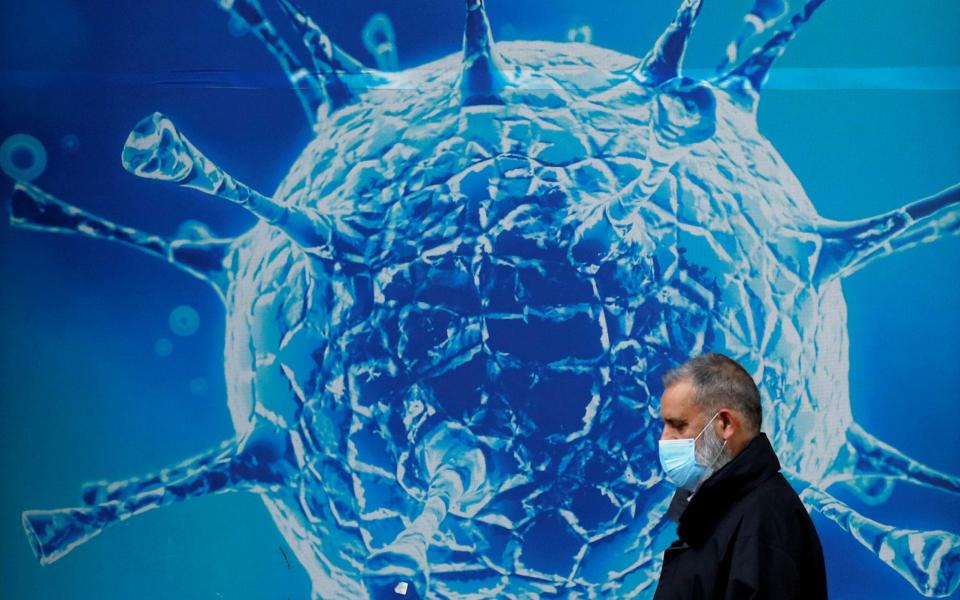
[662,352,762,433]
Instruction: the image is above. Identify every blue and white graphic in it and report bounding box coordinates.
[2,1,958,598]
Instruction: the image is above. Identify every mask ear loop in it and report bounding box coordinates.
[694,411,728,470]
[693,411,721,442]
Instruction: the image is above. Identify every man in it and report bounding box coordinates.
[653,352,827,599]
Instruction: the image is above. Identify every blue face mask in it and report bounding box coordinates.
[658,412,723,491]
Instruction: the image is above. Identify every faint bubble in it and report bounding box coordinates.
[154,338,173,357]
[362,13,399,71]
[1,134,48,182]
[189,377,209,396]
[169,305,201,337]
[227,13,250,37]
[60,134,80,154]
[499,23,519,40]
[567,24,593,44]
[176,219,216,241]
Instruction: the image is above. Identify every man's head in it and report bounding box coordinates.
[659,353,762,471]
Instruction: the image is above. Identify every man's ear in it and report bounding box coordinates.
[717,408,737,440]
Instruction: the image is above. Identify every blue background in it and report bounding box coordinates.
[1,0,958,598]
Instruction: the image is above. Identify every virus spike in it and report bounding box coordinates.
[275,0,383,110]
[632,0,704,85]
[458,0,508,106]
[718,0,826,92]
[121,112,337,259]
[800,485,960,597]
[363,425,489,597]
[814,182,960,283]
[837,475,897,506]
[362,466,462,597]
[23,426,294,565]
[715,0,789,73]
[80,440,235,505]
[210,0,324,124]
[276,0,367,74]
[823,423,960,497]
[362,12,400,71]
[8,181,231,301]
[23,441,240,565]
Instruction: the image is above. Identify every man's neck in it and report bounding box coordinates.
[725,430,759,460]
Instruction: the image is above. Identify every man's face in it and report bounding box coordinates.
[659,380,707,440]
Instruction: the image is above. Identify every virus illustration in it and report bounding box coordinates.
[10,0,960,597]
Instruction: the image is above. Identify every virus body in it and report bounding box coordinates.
[11,0,960,597]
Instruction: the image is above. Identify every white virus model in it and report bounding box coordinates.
[10,0,960,597]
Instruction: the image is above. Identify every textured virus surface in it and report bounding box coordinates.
[11,0,960,598]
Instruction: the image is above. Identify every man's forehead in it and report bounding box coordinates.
[660,380,698,416]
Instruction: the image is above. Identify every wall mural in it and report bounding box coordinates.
[2,0,958,598]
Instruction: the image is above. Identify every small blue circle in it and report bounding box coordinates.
[0,134,47,182]
[169,305,201,337]
[61,134,80,153]
[154,338,173,357]
[228,13,250,37]
[189,377,209,396]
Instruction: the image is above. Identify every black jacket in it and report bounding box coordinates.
[653,433,827,600]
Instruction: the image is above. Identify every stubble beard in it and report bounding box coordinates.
[696,421,732,477]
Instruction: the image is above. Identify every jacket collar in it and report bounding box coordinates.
[674,432,781,546]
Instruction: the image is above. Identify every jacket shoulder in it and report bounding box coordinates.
[734,473,819,548]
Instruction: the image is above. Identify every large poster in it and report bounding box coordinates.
[2,1,958,598]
